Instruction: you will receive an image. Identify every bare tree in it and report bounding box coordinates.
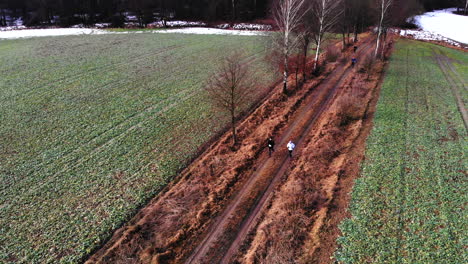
[337,0,350,49]
[465,0,468,15]
[374,0,393,58]
[299,30,312,82]
[309,0,343,72]
[205,54,254,146]
[299,6,314,82]
[232,0,236,21]
[272,0,308,95]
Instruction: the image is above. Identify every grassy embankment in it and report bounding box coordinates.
[0,33,275,263]
[335,39,467,263]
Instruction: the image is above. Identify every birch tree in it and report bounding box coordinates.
[374,0,393,58]
[310,0,343,71]
[272,0,308,95]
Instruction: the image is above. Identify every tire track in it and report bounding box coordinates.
[432,48,468,131]
[2,45,181,101]
[221,39,376,264]
[438,51,467,92]
[185,38,375,264]
[1,50,265,211]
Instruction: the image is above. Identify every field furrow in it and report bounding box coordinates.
[335,39,467,264]
[0,33,274,263]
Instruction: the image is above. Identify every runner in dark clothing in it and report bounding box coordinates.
[353,46,358,53]
[267,137,275,156]
[351,58,357,67]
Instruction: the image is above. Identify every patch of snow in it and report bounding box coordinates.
[215,23,230,29]
[0,25,26,31]
[0,28,105,39]
[155,27,268,36]
[413,8,468,44]
[232,23,272,31]
[0,26,267,39]
[168,20,206,27]
[147,20,207,28]
[95,23,111,29]
[398,28,464,47]
[124,22,140,27]
[126,15,138,22]
[13,17,23,27]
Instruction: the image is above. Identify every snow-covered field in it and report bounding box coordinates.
[0,28,105,39]
[399,29,464,47]
[0,27,267,39]
[412,8,468,44]
[155,27,268,36]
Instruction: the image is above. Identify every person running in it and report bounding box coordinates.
[287,140,295,158]
[267,137,275,157]
[353,45,358,53]
[351,58,357,67]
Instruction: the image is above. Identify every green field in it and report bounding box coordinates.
[0,33,273,263]
[335,40,467,263]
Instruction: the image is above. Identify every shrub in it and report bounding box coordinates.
[361,54,376,79]
[338,94,363,127]
[325,45,340,63]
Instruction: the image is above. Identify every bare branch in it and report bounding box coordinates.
[374,0,393,58]
[271,0,308,94]
[308,0,343,71]
[205,53,254,145]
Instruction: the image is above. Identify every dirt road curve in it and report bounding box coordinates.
[87,34,387,264]
[186,39,377,264]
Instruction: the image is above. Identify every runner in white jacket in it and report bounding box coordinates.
[287,140,295,158]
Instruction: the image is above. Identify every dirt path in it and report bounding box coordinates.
[86,35,384,264]
[220,41,377,264]
[185,39,376,264]
[433,48,468,131]
[235,38,393,264]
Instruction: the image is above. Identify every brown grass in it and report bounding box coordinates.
[337,93,364,127]
[86,55,340,264]
[325,45,341,63]
[237,36,392,264]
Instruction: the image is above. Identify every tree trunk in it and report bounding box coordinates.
[375,30,381,58]
[302,38,309,82]
[375,10,384,58]
[342,31,346,50]
[0,10,5,27]
[380,28,388,59]
[232,0,236,21]
[295,66,298,87]
[313,35,322,72]
[254,0,257,17]
[283,67,288,94]
[283,42,289,94]
[231,112,237,145]
[465,0,468,15]
[353,22,358,42]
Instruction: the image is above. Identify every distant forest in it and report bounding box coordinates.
[0,0,463,27]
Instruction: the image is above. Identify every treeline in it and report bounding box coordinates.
[0,0,271,27]
[0,0,463,27]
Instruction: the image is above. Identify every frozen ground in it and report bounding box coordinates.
[413,8,468,44]
[155,27,268,36]
[0,27,267,39]
[0,28,104,39]
[399,29,464,47]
